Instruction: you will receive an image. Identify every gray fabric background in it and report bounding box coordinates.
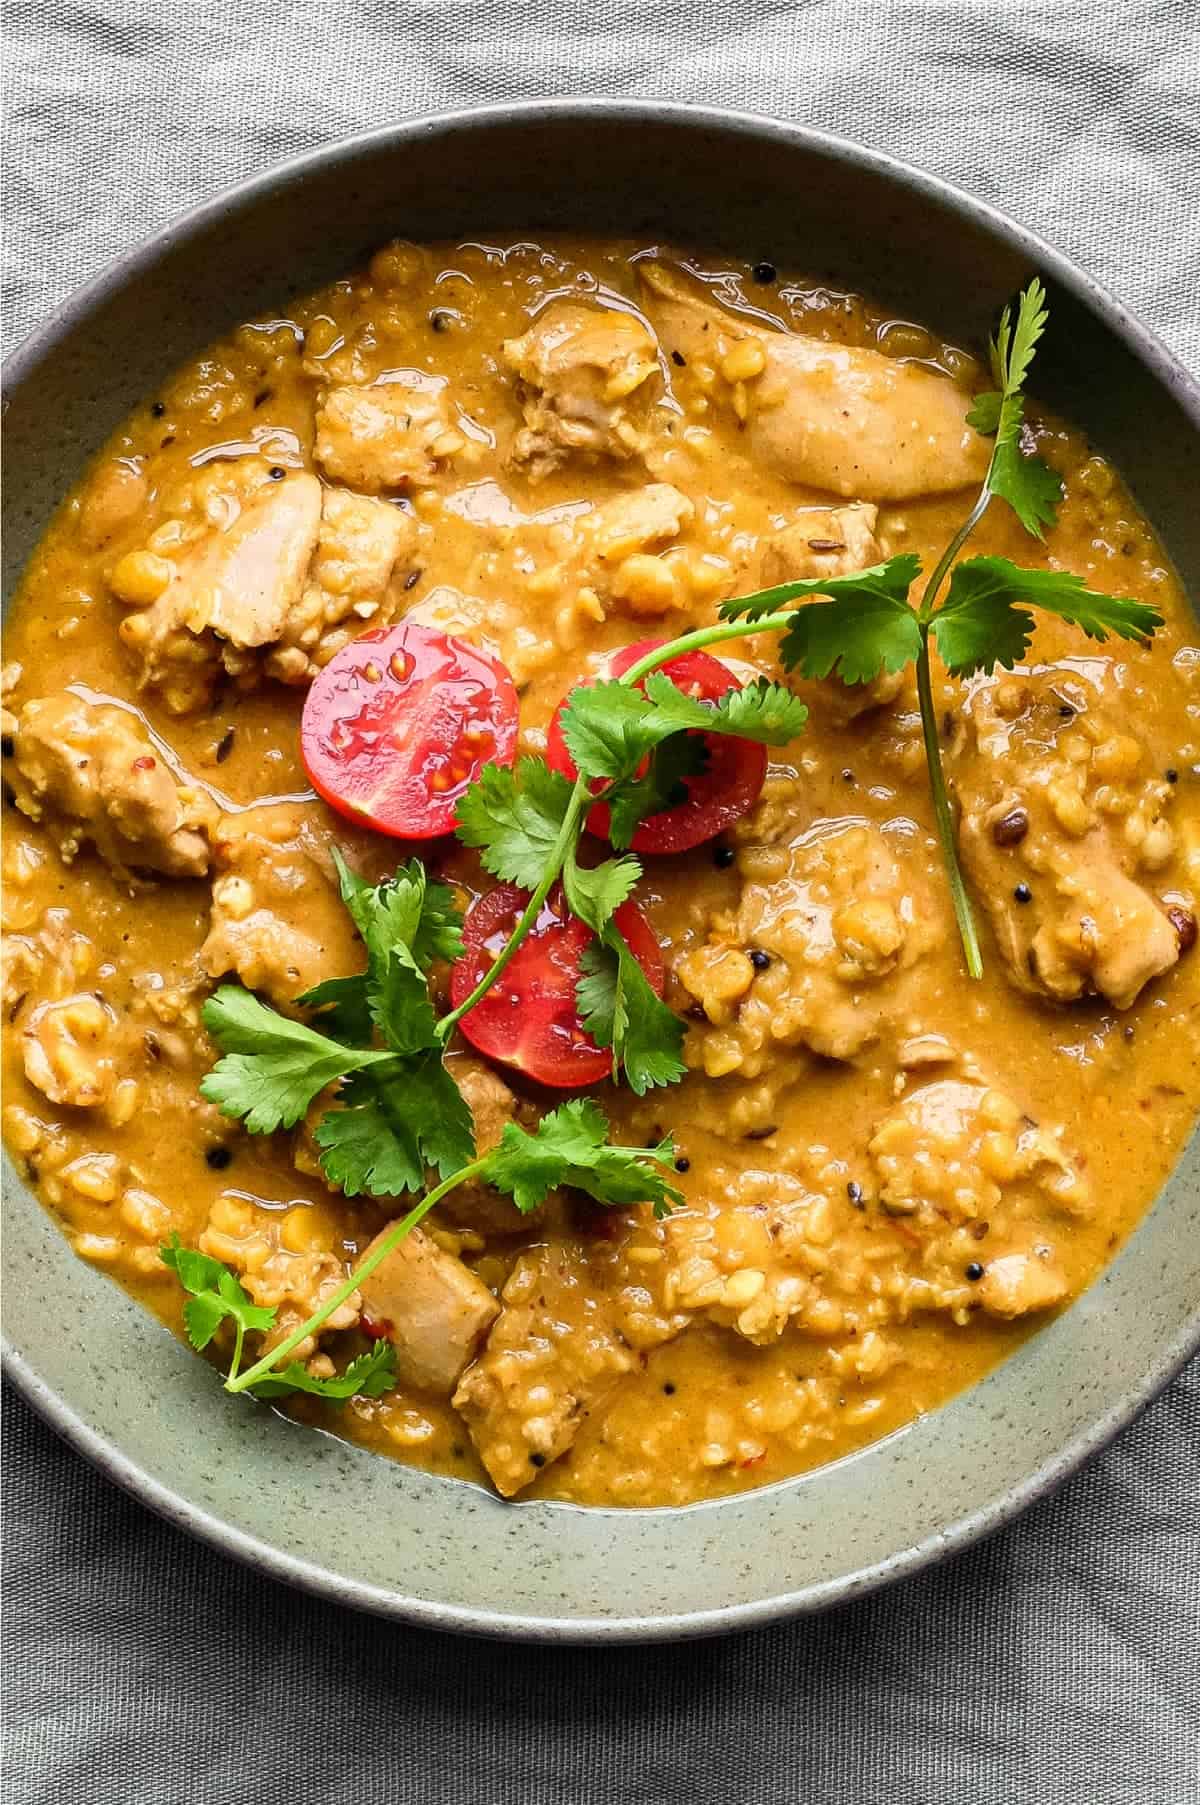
[3,2,1199,1800]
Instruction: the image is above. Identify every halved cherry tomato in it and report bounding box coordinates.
[450,882,664,1088]
[544,640,767,854]
[301,620,518,840]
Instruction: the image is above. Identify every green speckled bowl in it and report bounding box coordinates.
[3,102,1198,1642]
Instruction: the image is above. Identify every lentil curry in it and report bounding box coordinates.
[4,238,1197,1508]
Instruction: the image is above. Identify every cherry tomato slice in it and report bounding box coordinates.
[301,621,518,840]
[545,640,767,854]
[450,882,665,1089]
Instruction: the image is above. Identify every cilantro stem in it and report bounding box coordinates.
[435,777,593,1038]
[908,447,1002,977]
[227,1317,247,1387]
[917,490,992,622]
[225,1157,490,1394]
[618,616,795,684]
[915,630,982,980]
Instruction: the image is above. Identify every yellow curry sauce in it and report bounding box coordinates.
[3,238,1198,1507]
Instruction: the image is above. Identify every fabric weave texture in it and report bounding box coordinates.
[3,2,1199,1801]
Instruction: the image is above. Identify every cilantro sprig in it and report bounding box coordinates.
[166,1093,680,1400]
[451,671,808,1088]
[216,1103,683,1397]
[708,281,1161,975]
[159,1232,397,1400]
[201,855,475,1195]
[965,278,1063,539]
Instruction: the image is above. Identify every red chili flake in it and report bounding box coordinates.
[132,756,156,772]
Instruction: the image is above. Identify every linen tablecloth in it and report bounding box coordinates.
[4,3,1199,1800]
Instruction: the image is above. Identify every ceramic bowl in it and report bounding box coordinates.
[4,101,1198,1642]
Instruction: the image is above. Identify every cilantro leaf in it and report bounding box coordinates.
[718,553,921,622]
[181,1292,229,1353]
[965,280,1062,539]
[965,389,1002,436]
[330,852,455,1054]
[314,1050,475,1196]
[576,930,686,1096]
[332,852,460,974]
[247,1340,397,1401]
[701,678,810,743]
[717,556,924,685]
[557,681,658,783]
[931,555,1164,675]
[604,734,708,851]
[368,951,440,1056]
[315,1070,423,1197]
[409,879,467,967]
[200,986,383,1134]
[779,570,923,684]
[480,1097,684,1217]
[454,758,575,888]
[561,672,808,796]
[294,860,464,1050]
[158,1237,229,1298]
[987,432,1063,542]
[397,1048,477,1180]
[296,975,373,1044]
[160,1233,276,1353]
[561,847,642,936]
[991,275,1049,398]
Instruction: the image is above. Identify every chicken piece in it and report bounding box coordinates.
[453,1240,687,1496]
[642,263,988,501]
[1,935,40,1017]
[757,502,905,718]
[677,816,943,1075]
[199,1193,361,1367]
[760,502,882,586]
[314,381,464,493]
[263,488,415,685]
[953,674,1185,1009]
[356,1225,499,1394]
[435,1057,529,1238]
[9,692,216,880]
[22,994,126,1110]
[118,470,323,712]
[117,465,414,706]
[867,1079,1080,1321]
[504,302,661,478]
[578,481,693,565]
[201,802,385,1006]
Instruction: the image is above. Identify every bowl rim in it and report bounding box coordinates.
[3,96,1198,1643]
